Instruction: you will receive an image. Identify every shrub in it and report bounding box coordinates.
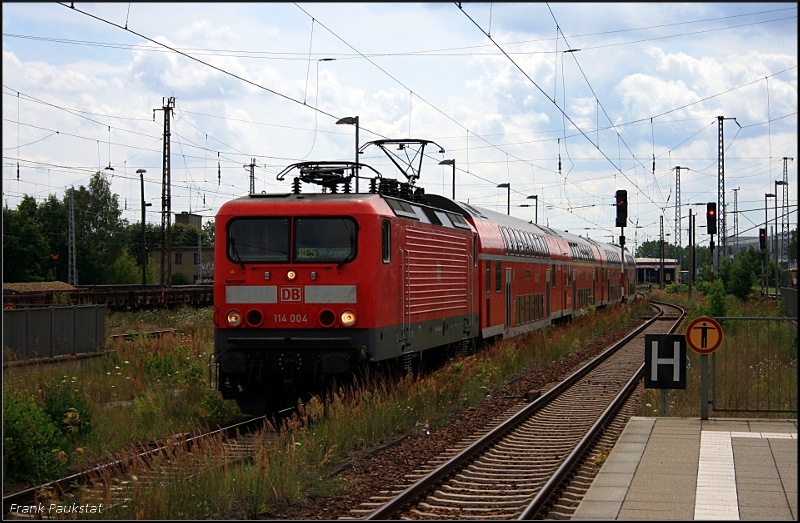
[665,282,687,294]
[197,392,229,427]
[3,391,68,483]
[171,272,189,285]
[703,279,727,318]
[43,385,93,438]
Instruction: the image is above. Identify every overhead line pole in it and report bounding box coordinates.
[155,96,175,288]
[780,157,793,267]
[674,166,683,247]
[717,116,739,267]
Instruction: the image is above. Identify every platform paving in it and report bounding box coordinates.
[572,417,797,520]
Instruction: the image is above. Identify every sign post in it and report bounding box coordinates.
[685,316,724,420]
[644,334,687,416]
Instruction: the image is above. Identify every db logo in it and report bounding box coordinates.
[280,286,302,302]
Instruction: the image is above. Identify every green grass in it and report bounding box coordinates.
[3,306,241,487]
[638,289,797,418]
[60,300,652,518]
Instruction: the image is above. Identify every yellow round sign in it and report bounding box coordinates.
[685,316,724,354]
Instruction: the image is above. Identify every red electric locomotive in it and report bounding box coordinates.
[213,139,635,412]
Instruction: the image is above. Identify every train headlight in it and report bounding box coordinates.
[286,270,297,281]
[226,309,243,327]
[340,309,357,327]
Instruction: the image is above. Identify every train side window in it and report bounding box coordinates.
[512,229,522,256]
[496,260,502,293]
[473,235,478,267]
[552,264,557,288]
[382,220,391,263]
[499,227,510,255]
[486,260,491,293]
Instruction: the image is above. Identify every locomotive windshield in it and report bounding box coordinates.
[228,218,290,262]
[226,216,356,264]
[294,217,357,263]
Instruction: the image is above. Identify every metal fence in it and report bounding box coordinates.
[2,305,106,364]
[780,287,797,319]
[710,317,797,415]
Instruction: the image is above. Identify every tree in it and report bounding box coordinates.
[68,172,127,284]
[203,219,215,247]
[719,249,758,301]
[790,227,798,264]
[168,222,214,248]
[107,248,142,284]
[2,200,49,282]
[36,194,69,281]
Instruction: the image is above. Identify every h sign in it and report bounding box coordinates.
[644,334,686,389]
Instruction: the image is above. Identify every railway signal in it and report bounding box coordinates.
[759,228,766,250]
[615,190,627,228]
[706,202,717,235]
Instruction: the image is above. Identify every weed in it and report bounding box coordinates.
[43,384,92,438]
[3,391,68,483]
[594,448,609,467]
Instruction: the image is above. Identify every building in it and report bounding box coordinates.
[151,212,214,285]
[635,257,679,286]
[151,245,214,284]
[175,211,202,229]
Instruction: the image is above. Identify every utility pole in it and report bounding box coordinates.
[674,167,683,247]
[716,116,740,267]
[659,215,665,289]
[155,97,175,287]
[68,187,77,285]
[688,210,693,299]
[780,157,793,267]
[733,187,740,256]
[244,158,256,195]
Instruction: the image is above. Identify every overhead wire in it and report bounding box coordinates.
[9,4,795,240]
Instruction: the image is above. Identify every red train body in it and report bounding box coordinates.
[213,143,636,411]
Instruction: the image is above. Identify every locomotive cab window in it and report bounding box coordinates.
[382,219,391,263]
[228,217,289,263]
[295,217,357,263]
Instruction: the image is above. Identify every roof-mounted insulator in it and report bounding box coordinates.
[292,177,301,194]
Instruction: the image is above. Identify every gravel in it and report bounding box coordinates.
[266,320,639,520]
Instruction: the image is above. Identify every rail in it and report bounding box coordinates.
[364,301,684,519]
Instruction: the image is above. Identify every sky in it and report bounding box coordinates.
[3,2,797,253]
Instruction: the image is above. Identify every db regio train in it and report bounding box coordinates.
[212,139,636,412]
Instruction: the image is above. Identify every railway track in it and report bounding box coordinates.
[346,301,684,520]
[2,416,270,518]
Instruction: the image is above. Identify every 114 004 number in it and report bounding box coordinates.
[274,314,308,323]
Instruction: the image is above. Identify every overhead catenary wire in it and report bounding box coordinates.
[5,4,795,243]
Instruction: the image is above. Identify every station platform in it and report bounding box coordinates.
[572,417,797,520]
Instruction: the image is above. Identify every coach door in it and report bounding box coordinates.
[573,270,577,311]
[545,269,551,319]
[505,268,512,330]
